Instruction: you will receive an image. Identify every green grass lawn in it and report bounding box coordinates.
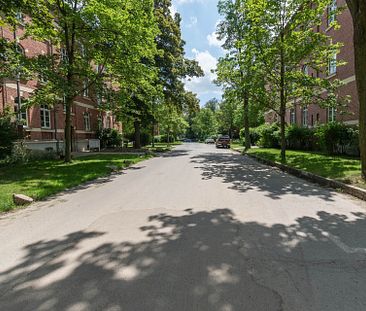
[0,154,150,212]
[144,141,182,153]
[247,148,365,188]
[231,142,245,153]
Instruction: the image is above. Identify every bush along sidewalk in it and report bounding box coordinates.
[244,122,360,157]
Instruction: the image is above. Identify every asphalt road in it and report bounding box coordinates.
[1,143,366,311]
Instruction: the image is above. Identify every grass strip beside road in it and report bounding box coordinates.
[0,154,150,212]
[247,148,365,189]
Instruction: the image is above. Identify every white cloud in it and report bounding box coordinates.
[185,16,198,28]
[207,31,224,48]
[170,4,178,17]
[184,49,222,102]
[175,0,206,4]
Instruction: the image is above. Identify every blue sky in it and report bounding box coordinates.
[172,0,224,106]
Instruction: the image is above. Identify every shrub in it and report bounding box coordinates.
[97,128,122,148]
[0,110,20,159]
[4,142,58,165]
[256,123,280,148]
[315,122,359,155]
[140,131,152,146]
[286,125,315,151]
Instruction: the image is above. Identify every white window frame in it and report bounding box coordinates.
[16,12,24,24]
[302,106,308,127]
[327,0,337,27]
[84,112,91,131]
[14,97,28,126]
[290,108,296,125]
[327,107,336,122]
[302,65,309,75]
[83,80,89,97]
[328,52,337,75]
[106,116,111,129]
[40,105,51,129]
[60,48,68,62]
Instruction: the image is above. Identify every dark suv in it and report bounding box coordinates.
[216,135,231,149]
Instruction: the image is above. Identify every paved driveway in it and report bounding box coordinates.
[1,143,366,311]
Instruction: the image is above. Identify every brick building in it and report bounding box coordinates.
[265,0,359,127]
[0,18,122,152]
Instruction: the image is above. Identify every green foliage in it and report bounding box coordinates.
[140,130,152,147]
[286,125,315,151]
[154,0,203,109]
[315,122,359,155]
[253,123,280,148]
[217,0,347,160]
[0,110,19,159]
[249,122,359,156]
[4,142,58,165]
[191,108,219,140]
[97,128,122,149]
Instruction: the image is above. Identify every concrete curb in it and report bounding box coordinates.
[246,153,366,202]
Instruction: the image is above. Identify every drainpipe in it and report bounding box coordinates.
[1,26,6,111]
[13,28,21,122]
[50,43,60,154]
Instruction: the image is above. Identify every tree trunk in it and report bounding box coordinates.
[349,1,366,180]
[151,122,155,148]
[244,91,251,151]
[64,97,72,162]
[280,33,286,163]
[134,120,141,149]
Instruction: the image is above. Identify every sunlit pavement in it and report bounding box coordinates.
[1,143,366,311]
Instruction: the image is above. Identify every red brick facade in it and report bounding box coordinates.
[0,22,122,151]
[265,0,359,127]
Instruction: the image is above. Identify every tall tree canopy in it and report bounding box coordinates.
[345,0,366,179]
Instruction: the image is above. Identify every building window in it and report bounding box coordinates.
[302,65,309,75]
[290,108,296,125]
[327,107,336,122]
[15,12,24,23]
[84,112,91,131]
[328,52,337,75]
[302,106,308,127]
[80,44,86,58]
[327,0,337,27]
[106,116,111,129]
[83,80,89,97]
[40,105,51,128]
[60,48,68,62]
[14,97,27,126]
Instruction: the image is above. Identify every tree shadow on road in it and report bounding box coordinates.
[1,209,366,310]
[191,152,337,201]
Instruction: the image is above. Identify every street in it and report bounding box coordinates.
[1,143,366,311]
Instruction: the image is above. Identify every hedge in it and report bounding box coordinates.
[244,122,359,156]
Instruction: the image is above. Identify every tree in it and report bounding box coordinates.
[0,108,20,158]
[243,0,346,162]
[345,0,366,179]
[191,107,218,140]
[25,0,158,161]
[156,104,188,143]
[217,0,263,151]
[205,98,220,113]
[154,0,203,108]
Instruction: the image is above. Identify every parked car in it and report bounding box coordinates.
[205,138,215,144]
[216,135,231,149]
[183,138,192,143]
